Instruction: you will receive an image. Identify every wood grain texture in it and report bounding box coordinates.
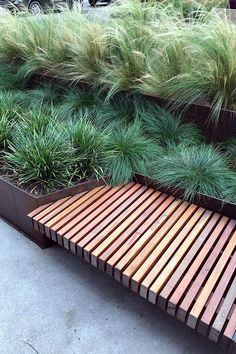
[159,213,221,312]
[29,182,236,353]
[176,218,234,323]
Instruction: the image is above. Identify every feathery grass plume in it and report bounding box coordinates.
[102,19,153,97]
[104,121,157,185]
[140,27,191,97]
[0,62,32,90]
[0,11,84,78]
[150,144,234,201]
[139,104,202,147]
[25,12,85,78]
[223,139,236,171]
[166,19,236,124]
[63,19,109,84]
[66,118,107,178]
[4,124,78,194]
[156,0,227,19]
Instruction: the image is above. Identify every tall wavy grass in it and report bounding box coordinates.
[0,2,236,124]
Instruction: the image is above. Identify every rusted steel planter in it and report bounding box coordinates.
[0,176,107,247]
[143,94,236,142]
[30,73,236,142]
[135,174,236,219]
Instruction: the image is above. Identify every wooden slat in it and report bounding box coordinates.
[127,202,192,292]
[208,276,236,343]
[221,306,236,349]
[41,192,91,237]
[138,205,203,299]
[158,213,221,312]
[147,210,213,303]
[28,202,52,219]
[68,183,144,254]
[33,196,71,223]
[75,185,150,256]
[187,230,236,330]
[198,251,236,336]
[83,187,156,262]
[176,219,235,323]
[122,202,189,289]
[38,192,87,229]
[58,185,123,248]
[89,190,163,267]
[99,193,170,273]
[52,185,113,244]
[35,197,71,234]
[48,186,110,242]
[28,182,236,353]
[112,197,181,281]
[166,215,228,316]
[43,186,104,238]
[29,202,53,231]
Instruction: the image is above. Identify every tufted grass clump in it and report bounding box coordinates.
[0,114,14,152]
[0,90,27,120]
[150,144,235,201]
[3,124,78,194]
[27,84,64,109]
[139,104,203,147]
[67,118,107,178]
[59,86,102,117]
[104,121,158,185]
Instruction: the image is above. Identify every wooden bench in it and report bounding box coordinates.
[28,182,236,353]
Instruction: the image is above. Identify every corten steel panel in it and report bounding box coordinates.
[0,177,107,247]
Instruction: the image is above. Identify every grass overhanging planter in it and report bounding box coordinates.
[143,94,236,142]
[30,73,236,142]
[0,3,235,241]
[0,176,107,247]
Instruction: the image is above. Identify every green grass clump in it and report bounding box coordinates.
[92,94,145,128]
[64,20,109,84]
[0,114,13,151]
[16,106,60,135]
[3,124,78,193]
[104,121,157,185]
[165,20,236,123]
[0,62,32,90]
[150,144,235,201]
[67,118,107,178]
[60,86,102,117]
[27,84,64,109]
[0,90,27,120]
[139,105,202,147]
[102,20,152,97]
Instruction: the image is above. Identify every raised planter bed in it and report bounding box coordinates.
[0,176,107,247]
[31,73,236,142]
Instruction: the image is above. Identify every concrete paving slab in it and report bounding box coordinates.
[0,218,226,354]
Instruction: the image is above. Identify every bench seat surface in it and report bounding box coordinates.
[28,183,236,353]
